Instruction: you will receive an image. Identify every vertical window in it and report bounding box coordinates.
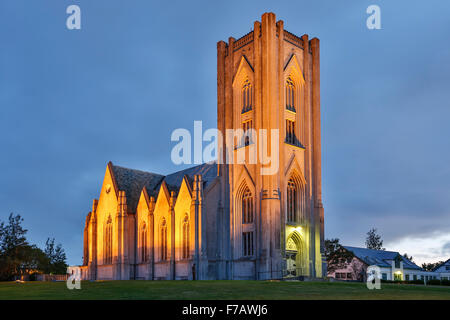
[160,218,168,261]
[141,222,148,262]
[286,77,296,112]
[243,232,254,256]
[286,119,296,145]
[182,214,190,259]
[242,188,254,224]
[287,178,297,223]
[105,216,113,264]
[242,120,253,146]
[242,78,252,113]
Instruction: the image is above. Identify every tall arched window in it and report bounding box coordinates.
[242,78,252,113]
[104,215,113,264]
[140,222,148,262]
[182,214,190,259]
[286,76,296,112]
[160,218,168,261]
[242,187,254,224]
[287,176,306,224]
[287,178,297,223]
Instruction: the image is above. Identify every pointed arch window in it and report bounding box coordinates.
[287,179,297,223]
[182,214,190,259]
[104,215,113,264]
[242,187,254,224]
[140,222,148,262]
[286,76,296,112]
[160,218,168,261]
[242,78,252,113]
[287,177,306,224]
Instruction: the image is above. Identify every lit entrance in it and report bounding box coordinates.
[284,233,303,278]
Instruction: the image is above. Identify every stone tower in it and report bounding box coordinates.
[217,12,325,279]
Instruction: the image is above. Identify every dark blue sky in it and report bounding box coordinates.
[1,1,449,265]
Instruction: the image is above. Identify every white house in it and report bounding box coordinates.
[432,259,450,280]
[329,246,446,282]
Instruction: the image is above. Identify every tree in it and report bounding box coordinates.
[349,259,367,282]
[365,228,384,250]
[422,261,444,271]
[324,238,354,274]
[0,214,69,280]
[403,253,413,262]
[0,213,30,280]
[43,238,68,274]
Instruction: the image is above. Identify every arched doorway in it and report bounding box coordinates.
[285,231,303,278]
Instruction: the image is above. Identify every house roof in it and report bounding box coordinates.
[343,246,422,271]
[109,162,218,213]
[432,258,450,272]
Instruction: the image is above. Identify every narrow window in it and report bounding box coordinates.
[242,79,252,113]
[286,77,296,112]
[182,214,190,259]
[286,119,296,145]
[287,178,297,223]
[242,187,254,224]
[161,218,167,261]
[243,120,253,146]
[141,222,148,262]
[243,231,254,256]
[105,216,113,264]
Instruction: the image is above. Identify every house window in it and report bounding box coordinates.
[182,214,190,259]
[243,232,254,257]
[104,216,113,265]
[160,218,168,261]
[446,266,450,271]
[286,120,296,145]
[286,76,296,112]
[405,274,410,281]
[140,222,148,262]
[382,273,387,280]
[335,273,341,279]
[347,273,352,279]
[242,188,254,224]
[242,78,252,113]
[413,275,417,281]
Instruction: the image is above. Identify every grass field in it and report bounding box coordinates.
[0,280,449,300]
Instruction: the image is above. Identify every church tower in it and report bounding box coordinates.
[217,12,325,279]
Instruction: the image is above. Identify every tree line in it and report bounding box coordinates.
[0,213,68,281]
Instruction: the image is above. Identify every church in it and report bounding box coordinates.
[78,12,326,280]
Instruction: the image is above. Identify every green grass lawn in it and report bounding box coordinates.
[0,280,449,300]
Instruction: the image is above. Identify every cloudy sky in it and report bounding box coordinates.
[1,1,449,266]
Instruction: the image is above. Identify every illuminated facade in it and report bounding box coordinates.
[79,12,325,280]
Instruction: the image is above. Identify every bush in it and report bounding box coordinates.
[408,280,425,285]
[441,280,450,286]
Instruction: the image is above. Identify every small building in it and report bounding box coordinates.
[329,246,440,282]
[432,259,450,280]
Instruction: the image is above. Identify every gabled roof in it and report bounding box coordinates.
[343,246,422,271]
[432,258,450,272]
[110,164,164,213]
[108,162,218,213]
[163,162,218,191]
